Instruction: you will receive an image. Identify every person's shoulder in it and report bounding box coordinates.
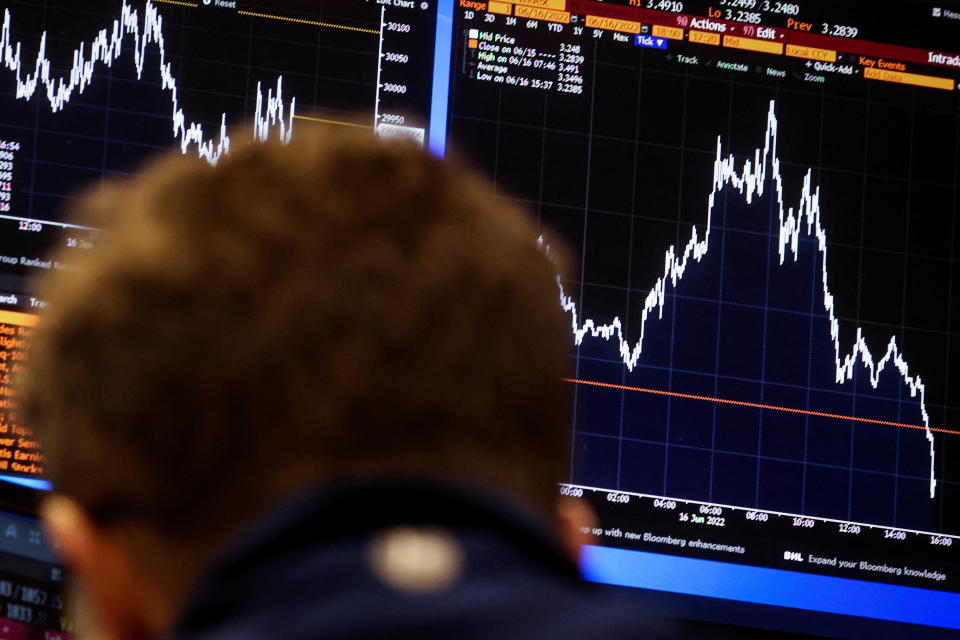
[177,532,698,640]
[172,484,702,640]
[177,574,690,640]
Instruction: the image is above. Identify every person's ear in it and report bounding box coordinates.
[41,496,153,640]
[554,498,597,565]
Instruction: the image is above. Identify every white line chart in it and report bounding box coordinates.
[0,0,296,166]
[557,100,937,498]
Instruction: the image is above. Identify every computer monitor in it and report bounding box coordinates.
[0,483,68,639]
[0,0,958,636]
[0,0,442,487]
[441,0,960,635]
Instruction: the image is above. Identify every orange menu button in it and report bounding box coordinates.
[512,0,566,10]
[723,35,784,55]
[514,4,570,22]
[652,25,684,40]
[688,30,721,46]
[864,67,954,91]
[785,44,837,62]
[0,311,37,328]
[585,15,642,33]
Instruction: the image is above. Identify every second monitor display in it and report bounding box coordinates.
[446,0,960,603]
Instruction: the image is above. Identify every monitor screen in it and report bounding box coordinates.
[1,0,960,635]
[0,0,442,486]
[0,485,68,639]
[440,0,960,634]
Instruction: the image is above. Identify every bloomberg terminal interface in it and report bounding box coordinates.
[445,0,960,630]
[0,0,960,633]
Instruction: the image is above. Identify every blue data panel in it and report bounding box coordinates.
[635,34,669,49]
[583,546,960,630]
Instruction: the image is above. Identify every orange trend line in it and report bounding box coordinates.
[293,115,372,128]
[565,378,960,437]
[236,10,379,34]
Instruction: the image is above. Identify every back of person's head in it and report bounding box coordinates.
[18,130,576,635]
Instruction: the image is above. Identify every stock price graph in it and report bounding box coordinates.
[0,0,434,291]
[558,100,938,531]
[449,15,960,535]
[1,0,297,165]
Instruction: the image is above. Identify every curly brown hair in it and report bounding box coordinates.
[18,129,572,541]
